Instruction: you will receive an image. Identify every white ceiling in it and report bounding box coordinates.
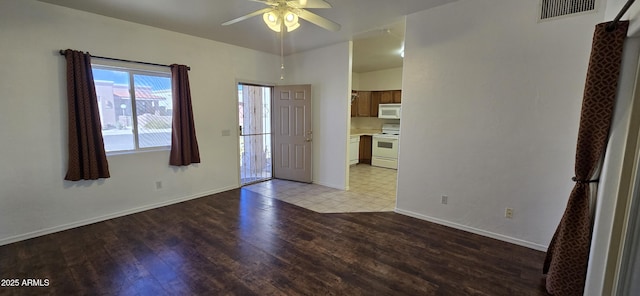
[352,20,405,73]
[38,0,456,72]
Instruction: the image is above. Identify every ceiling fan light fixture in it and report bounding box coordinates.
[285,12,295,22]
[263,11,282,32]
[223,0,339,32]
[268,13,277,22]
[283,12,300,32]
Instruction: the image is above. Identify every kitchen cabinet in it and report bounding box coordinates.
[370,92,380,117]
[356,91,372,117]
[359,135,372,164]
[352,90,400,117]
[380,91,393,104]
[375,90,401,105]
[392,90,402,103]
[349,136,360,165]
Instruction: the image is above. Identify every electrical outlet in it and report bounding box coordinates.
[505,208,513,219]
[441,195,448,205]
[155,181,163,190]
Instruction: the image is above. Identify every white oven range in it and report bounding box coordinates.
[372,123,400,169]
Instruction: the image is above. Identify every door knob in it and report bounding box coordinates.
[305,138,312,142]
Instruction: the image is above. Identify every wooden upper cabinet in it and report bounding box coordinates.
[392,90,402,103]
[356,91,371,117]
[351,90,401,117]
[370,92,381,117]
[380,91,393,104]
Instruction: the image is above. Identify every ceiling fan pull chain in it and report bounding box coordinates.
[280,28,285,80]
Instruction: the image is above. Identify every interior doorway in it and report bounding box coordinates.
[238,83,273,186]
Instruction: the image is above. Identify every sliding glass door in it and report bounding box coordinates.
[238,83,272,185]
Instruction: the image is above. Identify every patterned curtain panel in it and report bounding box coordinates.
[169,64,201,166]
[543,21,629,295]
[62,49,110,181]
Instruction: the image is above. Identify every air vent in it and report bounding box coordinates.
[539,0,597,20]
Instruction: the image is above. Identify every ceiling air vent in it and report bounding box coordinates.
[539,0,597,21]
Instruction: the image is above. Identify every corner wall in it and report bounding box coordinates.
[283,42,352,189]
[352,72,361,91]
[588,37,640,296]
[397,0,605,250]
[586,0,640,294]
[0,0,279,245]
[355,67,403,90]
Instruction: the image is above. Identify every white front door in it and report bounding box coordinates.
[273,85,312,183]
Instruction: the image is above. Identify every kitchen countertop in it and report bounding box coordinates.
[350,129,381,137]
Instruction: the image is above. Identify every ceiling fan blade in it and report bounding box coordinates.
[222,7,273,26]
[292,0,332,9]
[249,0,278,5]
[298,9,341,32]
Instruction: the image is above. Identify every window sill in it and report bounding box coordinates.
[106,146,171,157]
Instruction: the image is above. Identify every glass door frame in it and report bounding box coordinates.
[237,82,274,186]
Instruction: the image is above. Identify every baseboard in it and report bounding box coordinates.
[312,180,346,190]
[394,208,548,252]
[0,185,238,246]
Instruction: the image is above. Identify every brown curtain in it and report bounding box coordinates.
[169,64,201,166]
[63,49,110,181]
[543,21,629,295]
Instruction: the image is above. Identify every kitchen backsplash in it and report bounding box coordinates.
[351,117,399,130]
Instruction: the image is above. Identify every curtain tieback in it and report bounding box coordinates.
[572,176,599,184]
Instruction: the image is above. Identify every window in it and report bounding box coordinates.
[92,65,172,153]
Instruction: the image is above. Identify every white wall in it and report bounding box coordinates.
[0,0,279,245]
[352,72,361,91]
[586,41,640,296]
[355,67,403,91]
[586,0,640,294]
[284,42,352,189]
[605,0,640,35]
[397,0,606,250]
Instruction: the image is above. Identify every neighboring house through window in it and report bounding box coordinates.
[92,65,172,153]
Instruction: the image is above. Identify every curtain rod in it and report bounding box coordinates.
[607,0,636,31]
[58,50,190,71]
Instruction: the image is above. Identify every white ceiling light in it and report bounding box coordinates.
[223,0,340,32]
[222,0,340,79]
[262,11,282,32]
[282,11,300,32]
[262,9,300,32]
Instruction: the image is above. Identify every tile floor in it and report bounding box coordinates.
[243,164,397,213]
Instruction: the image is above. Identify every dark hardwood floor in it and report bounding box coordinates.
[0,188,549,295]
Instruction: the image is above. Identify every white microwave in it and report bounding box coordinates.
[378,104,401,119]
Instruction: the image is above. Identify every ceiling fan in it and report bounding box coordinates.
[222,0,341,32]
